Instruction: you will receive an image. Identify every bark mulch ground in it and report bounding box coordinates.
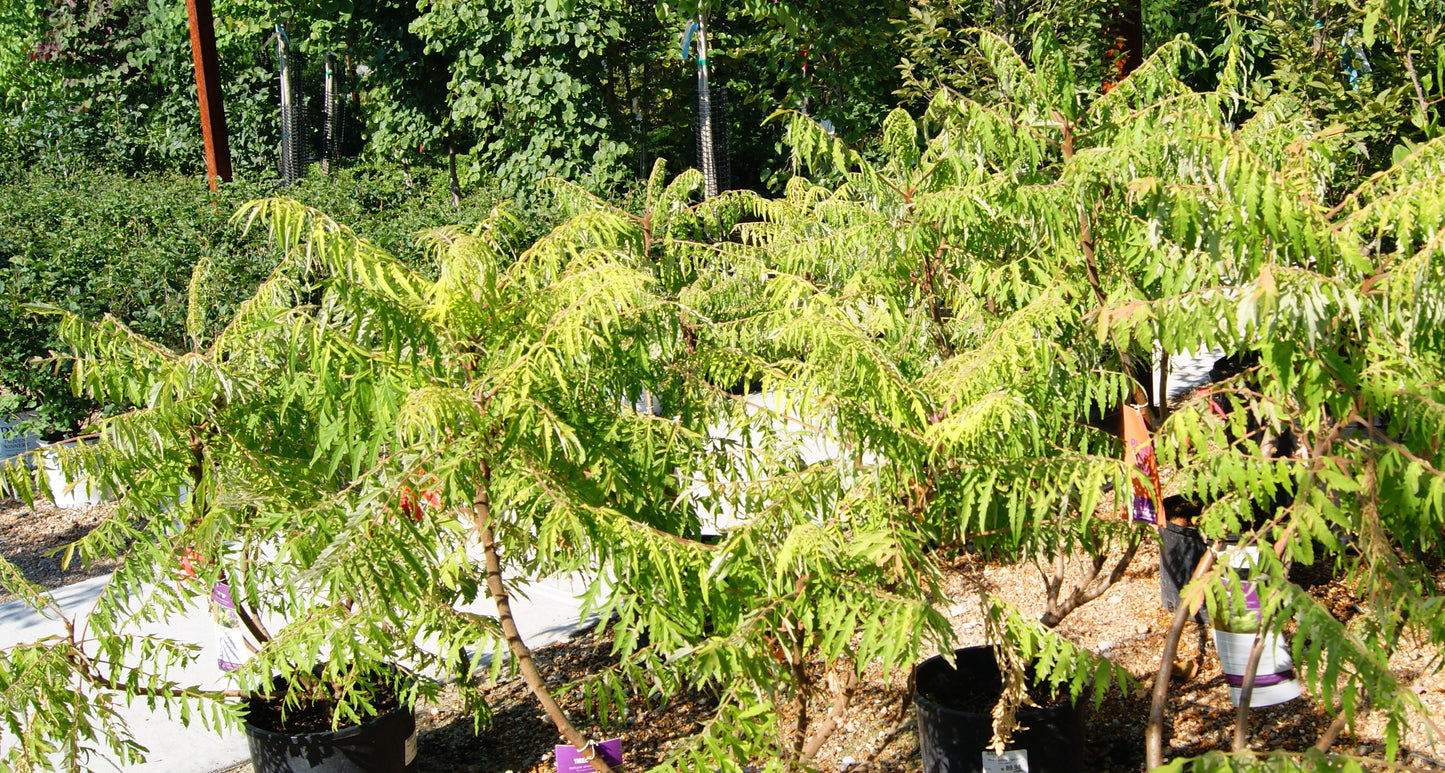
[5,498,1441,772]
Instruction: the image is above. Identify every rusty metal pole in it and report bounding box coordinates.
[185,0,232,189]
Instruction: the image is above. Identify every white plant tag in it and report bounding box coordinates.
[982,749,1030,773]
[211,583,255,671]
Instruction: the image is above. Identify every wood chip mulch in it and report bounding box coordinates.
[0,497,118,604]
[6,496,1441,772]
[220,540,1445,773]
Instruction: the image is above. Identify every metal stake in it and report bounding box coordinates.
[185,0,231,189]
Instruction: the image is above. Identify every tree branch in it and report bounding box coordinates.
[1041,530,1143,628]
[1313,708,1351,752]
[922,232,955,358]
[1232,625,1271,751]
[1404,51,1431,120]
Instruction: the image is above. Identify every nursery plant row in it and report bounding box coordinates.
[2,34,1444,773]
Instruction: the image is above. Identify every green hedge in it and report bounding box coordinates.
[0,161,551,437]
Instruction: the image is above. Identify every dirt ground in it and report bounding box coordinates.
[222,540,1444,773]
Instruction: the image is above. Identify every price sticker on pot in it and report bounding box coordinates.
[981,749,1029,773]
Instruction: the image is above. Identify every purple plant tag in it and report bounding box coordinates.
[211,582,249,671]
[1232,578,1261,612]
[555,739,622,772]
[1222,575,1263,628]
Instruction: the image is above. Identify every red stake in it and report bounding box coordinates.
[185,0,232,189]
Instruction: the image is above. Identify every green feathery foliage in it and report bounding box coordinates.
[734,27,1443,766]
[3,27,1443,769]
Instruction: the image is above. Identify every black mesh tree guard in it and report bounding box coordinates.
[276,26,305,184]
[279,103,305,183]
[696,83,730,195]
[322,52,344,172]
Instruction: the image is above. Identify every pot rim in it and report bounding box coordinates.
[912,645,1083,718]
[243,664,414,741]
[242,699,412,742]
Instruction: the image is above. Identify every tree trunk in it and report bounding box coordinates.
[1146,543,1220,769]
[471,471,613,773]
[448,132,461,209]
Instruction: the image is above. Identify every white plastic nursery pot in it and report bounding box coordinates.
[37,439,107,509]
[1212,544,1301,707]
[1212,628,1302,707]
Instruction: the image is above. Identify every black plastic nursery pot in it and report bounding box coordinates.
[1159,495,1208,624]
[914,646,1085,773]
[244,689,417,773]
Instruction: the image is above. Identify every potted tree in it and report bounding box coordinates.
[1116,104,1445,768]
[711,24,1444,769]
[0,249,462,769]
[0,188,725,771]
[700,31,1190,764]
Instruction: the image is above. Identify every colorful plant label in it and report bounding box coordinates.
[555,739,623,772]
[1122,405,1164,525]
[211,582,254,672]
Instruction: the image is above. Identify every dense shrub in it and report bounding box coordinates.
[0,161,552,437]
[0,172,260,435]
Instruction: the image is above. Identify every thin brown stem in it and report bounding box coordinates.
[791,653,809,758]
[1147,541,1221,769]
[68,649,245,699]
[922,233,954,358]
[1404,51,1431,119]
[800,668,863,761]
[231,548,273,643]
[227,580,273,645]
[193,430,269,647]
[1313,709,1351,752]
[471,468,613,773]
[1232,627,1271,751]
